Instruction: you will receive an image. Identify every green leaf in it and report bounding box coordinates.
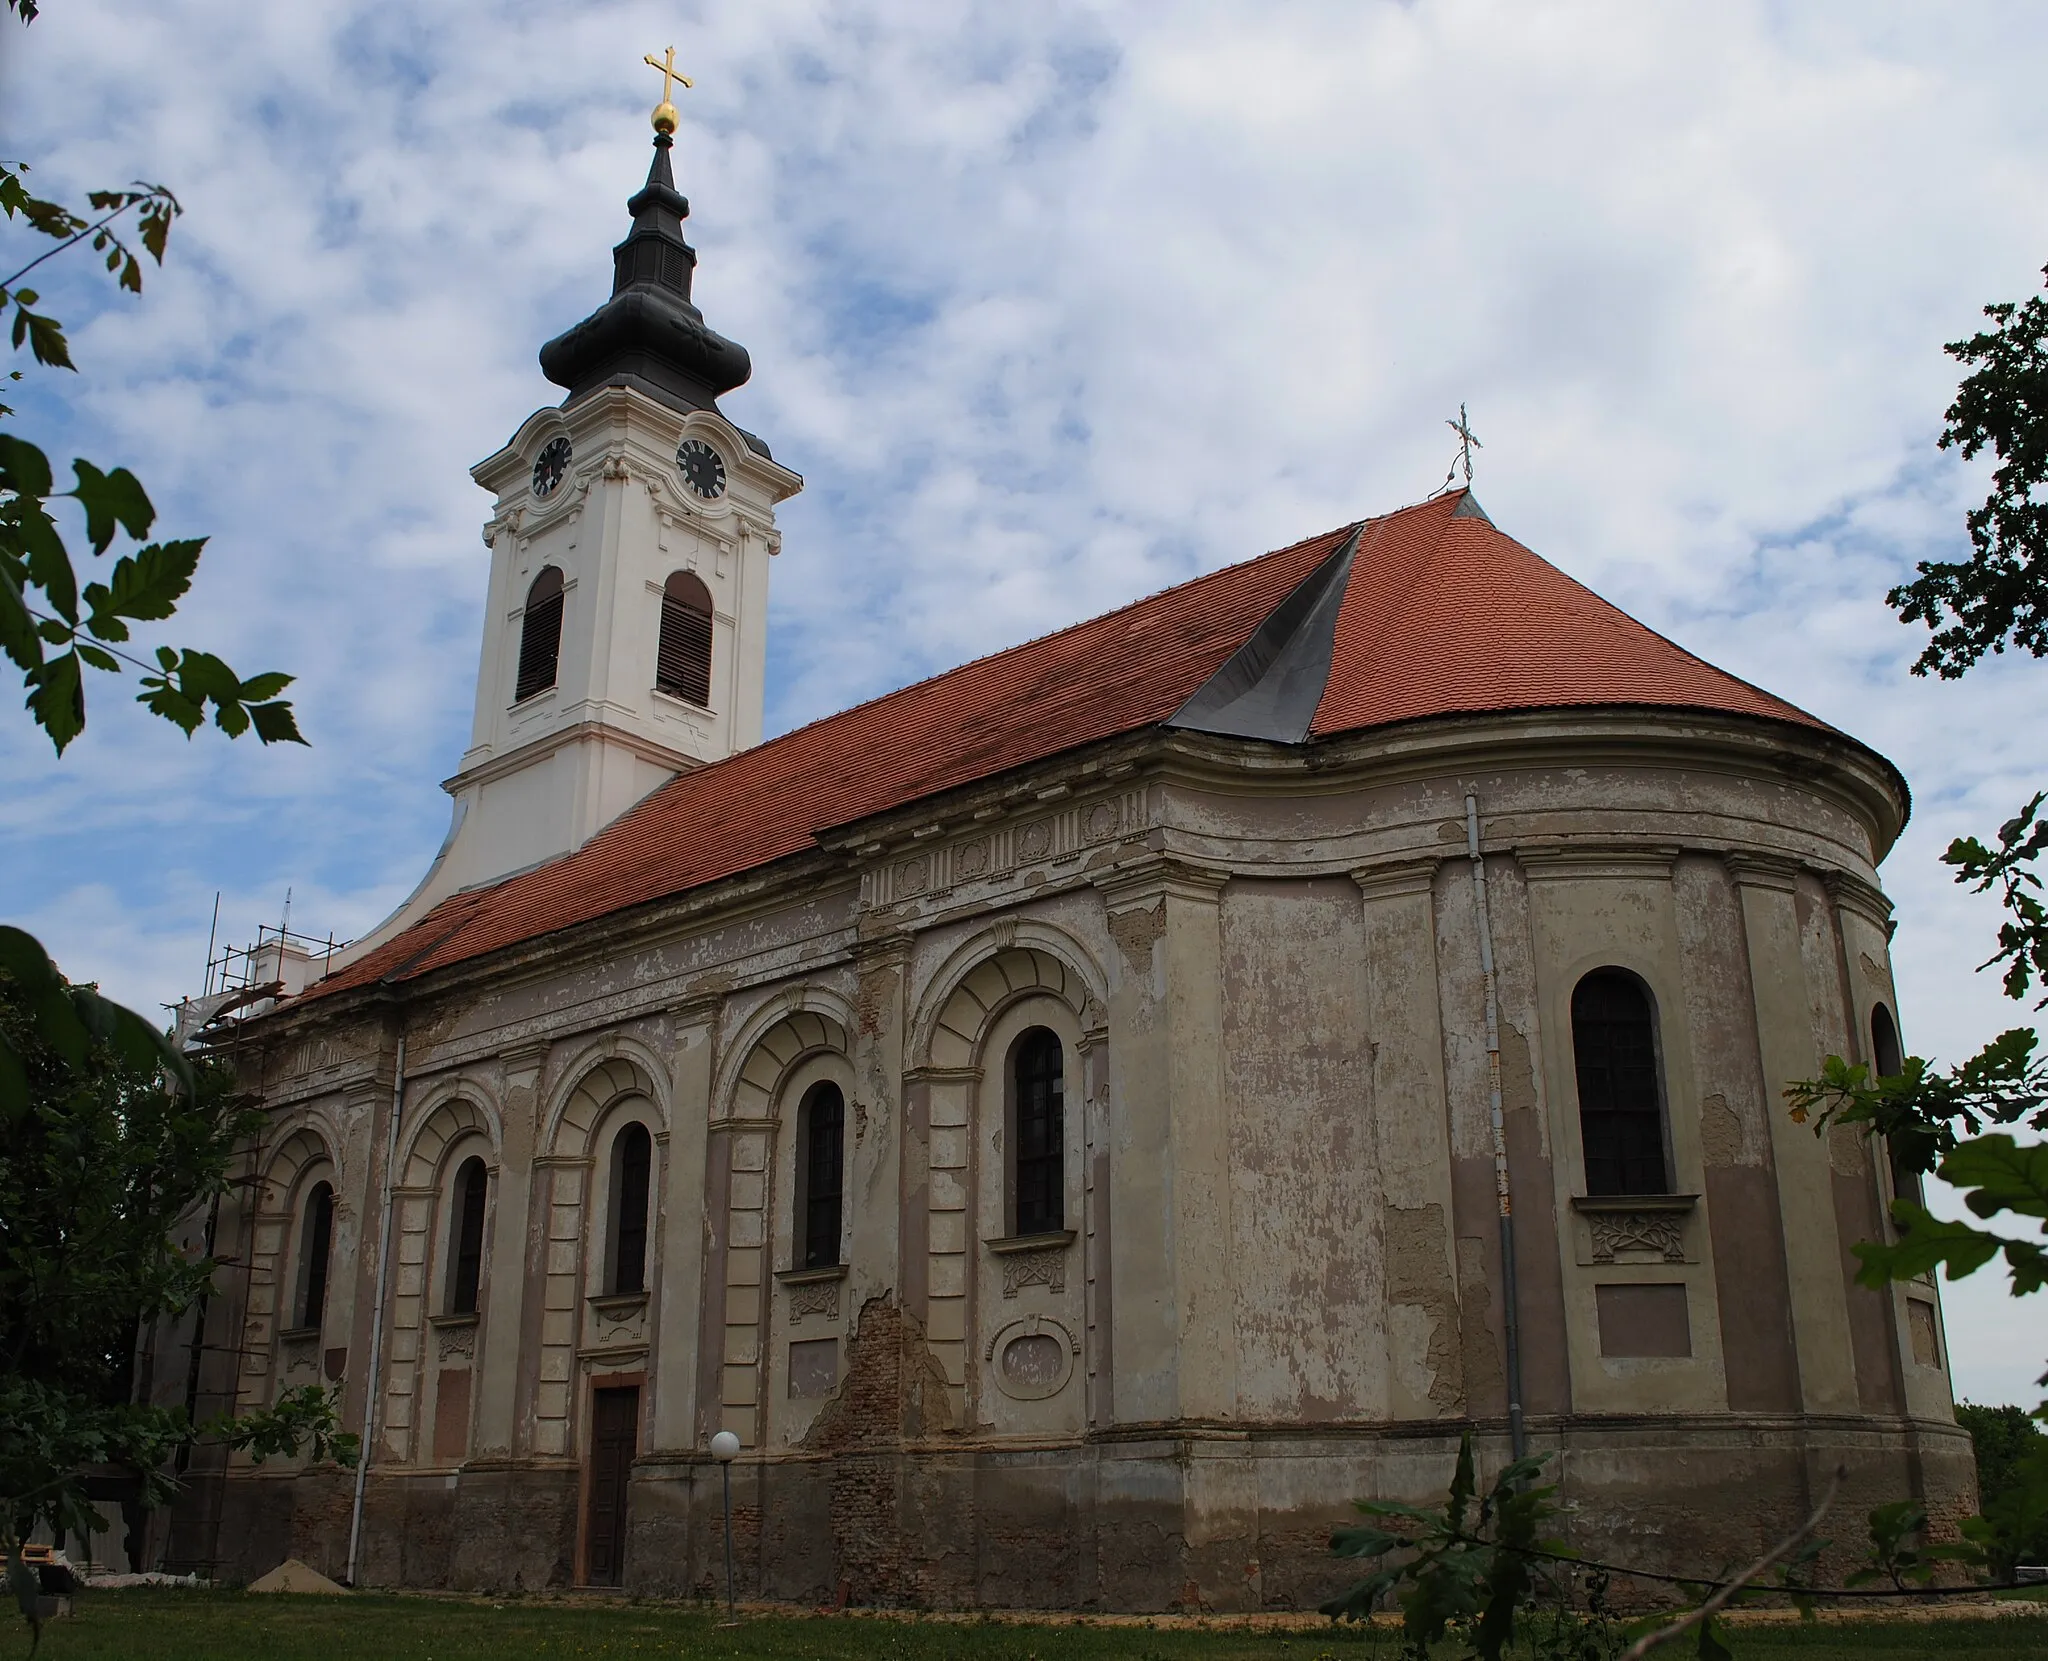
[94,537,200,629]
[67,457,154,553]
[235,669,293,703]
[1697,1614,1734,1661]
[19,304,73,368]
[27,645,85,751]
[0,427,55,496]
[1943,1133,2048,1222]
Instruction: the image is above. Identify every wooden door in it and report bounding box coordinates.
[584,1386,639,1586]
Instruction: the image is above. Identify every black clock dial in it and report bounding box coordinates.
[676,437,727,500]
[531,435,572,499]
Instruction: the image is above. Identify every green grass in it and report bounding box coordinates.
[15,1589,2047,1661]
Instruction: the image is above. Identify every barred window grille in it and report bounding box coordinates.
[1572,966,1671,1204]
[656,570,713,706]
[298,1181,334,1329]
[514,567,565,703]
[448,1157,489,1315]
[798,1082,845,1270]
[1013,1029,1065,1235]
[610,1123,652,1295]
[1571,969,1671,1196]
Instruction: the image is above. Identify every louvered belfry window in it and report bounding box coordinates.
[514,567,565,703]
[656,570,713,706]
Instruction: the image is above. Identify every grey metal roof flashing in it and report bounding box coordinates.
[1166,523,1362,745]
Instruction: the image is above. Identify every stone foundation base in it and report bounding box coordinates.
[199,1414,1976,1610]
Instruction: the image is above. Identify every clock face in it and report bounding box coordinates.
[676,437,727,500]
[531,435,572,500]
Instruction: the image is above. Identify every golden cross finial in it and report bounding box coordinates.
[643,46,693,134]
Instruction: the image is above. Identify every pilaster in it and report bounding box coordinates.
[1095,856,1233,1424]
[474,1042,546,1456]
[651,996,717,1452]
[1727,853,1860,1412]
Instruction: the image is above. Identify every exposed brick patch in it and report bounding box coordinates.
[1108,900,1165,979]
[796,1296,959,1604]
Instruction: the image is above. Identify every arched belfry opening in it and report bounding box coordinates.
[514,567,565,703]
[656,571,713,706]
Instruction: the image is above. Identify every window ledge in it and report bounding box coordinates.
[278,1325,321,1343]
[774,1264,847,1285]
[508,687,557,713]
[984,1229,1077,1254]
[1569,1194,1698,1214]
[428,1311,481,1329]
[587,1291,650,1317]
[651,687,714,715]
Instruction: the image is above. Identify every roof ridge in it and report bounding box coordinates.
[577,515,1371,837]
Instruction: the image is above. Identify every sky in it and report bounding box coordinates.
[3,1,2044,1405]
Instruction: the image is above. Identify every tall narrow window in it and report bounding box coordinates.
[656,570,713,706]
[448,1156,488,1316]
[1872,1003,1922,1213]
[611,1123,652,1295]
[513,566,565,702]
[797,1083,846,1270]
[1571,970,1670,1196]
[1013,1029,1065,1235]
[298,1181,334,1330]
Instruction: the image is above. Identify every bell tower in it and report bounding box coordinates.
[342,73,800,961]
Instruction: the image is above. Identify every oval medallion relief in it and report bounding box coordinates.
[984,1315,1077,1402]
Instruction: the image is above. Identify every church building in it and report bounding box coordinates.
[167,98,1973,1606]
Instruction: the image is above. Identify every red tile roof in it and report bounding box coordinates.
[1309,494,1821,736]
[309,493,1825,999]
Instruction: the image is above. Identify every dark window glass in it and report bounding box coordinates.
[612,1123,652,1294]
[449,1157,488,1315]
[1872,1004,1922,1213]
[1571,970,1670,1196]
[514,566,565,702]
[1014,1029,1065,1235]
[799,1083,845,1270]
[656,571,713,706]
[299,1181,334,1330]
[1871,1004,1903,1078]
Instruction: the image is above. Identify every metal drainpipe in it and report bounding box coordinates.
[346,1033,405,1586]
[1466,790,1528,1462]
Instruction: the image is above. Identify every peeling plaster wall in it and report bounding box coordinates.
[1220,877,1379,1421]
[180,713,1973,1605]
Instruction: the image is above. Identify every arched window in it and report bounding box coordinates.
[1871,1004,1903,1078]
[447,1156,489,1316]
[656,570,713,706]
[610,1123,652,1295]
[796,1082,846,1270]
[513,566,565,702]
[1872,1003,1922,1212]
[297,1181,334,1330]
[1013,1029,1065,1235]
[1571,970,1670,1196]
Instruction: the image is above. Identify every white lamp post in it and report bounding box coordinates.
[709,1429,741,1623]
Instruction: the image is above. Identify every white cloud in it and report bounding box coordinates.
[6,0,2047,1406]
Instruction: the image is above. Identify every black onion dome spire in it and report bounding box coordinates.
[539,132,751,413]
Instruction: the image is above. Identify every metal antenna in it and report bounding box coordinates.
[1442,402,1482,492]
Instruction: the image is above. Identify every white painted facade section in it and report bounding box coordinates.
[336,386,801,968]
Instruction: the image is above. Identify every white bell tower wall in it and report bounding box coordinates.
[333,384,800,968]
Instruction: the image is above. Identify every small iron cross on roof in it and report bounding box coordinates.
[1447,403,1482,486]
